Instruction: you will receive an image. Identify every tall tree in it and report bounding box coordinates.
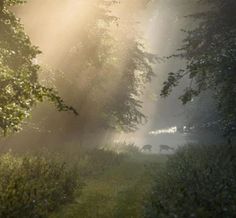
[161,0,236,139]
[32,0,156,146]
[0,0,75,135]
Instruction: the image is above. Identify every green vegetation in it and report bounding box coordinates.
[161,0,236,138]
[0,152,79,218]
[0,143,236,218]
[0,0,235,217]
[50,149,165,218]
[0,0,76,135]
[17,0,156,149]
[145,144,236,218]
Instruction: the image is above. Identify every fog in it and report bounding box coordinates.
[1,1,235,216]
[0,0,226,154]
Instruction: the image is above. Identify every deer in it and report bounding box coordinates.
[142,144,152,152]
[159,144,175,152]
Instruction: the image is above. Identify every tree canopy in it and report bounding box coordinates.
[0,0,76,135]
[161,0,236,138]
[31,0,156,145]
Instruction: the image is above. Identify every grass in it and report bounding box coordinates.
[50,152,166,218]
[2,143,233,217]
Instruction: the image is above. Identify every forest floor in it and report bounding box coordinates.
[50,153,167,218]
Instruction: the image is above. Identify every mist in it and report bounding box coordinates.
[0,0,228,154]
[0,0,235,216]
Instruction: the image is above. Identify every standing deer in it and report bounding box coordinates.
[159,144,174,152]
[142,144,152,152]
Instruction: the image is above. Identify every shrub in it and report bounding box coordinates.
[0,152,79,218]
[121,143,141,155]
[102,142,141,155]
[78,149,124,178]
[145,144,236,218]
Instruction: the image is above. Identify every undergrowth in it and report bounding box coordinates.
[145,144,236,218]
[0,152,80,218]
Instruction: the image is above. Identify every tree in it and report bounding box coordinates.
[0,0,76,135]
[32,0,156,145]
[161,0,236,138]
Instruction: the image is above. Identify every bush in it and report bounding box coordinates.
[78,148,124,178]
[102,142,141,155]
[0,152,79,218]
[145,144,236,218]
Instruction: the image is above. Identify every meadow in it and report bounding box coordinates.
[0,143,235,218]
[50,149,166,218]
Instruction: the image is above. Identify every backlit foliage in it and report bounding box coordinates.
[145,144,236,218]
[0,152,79,218]
[161,0,236,137]
[0,0,76,135]
[32,0,157,146]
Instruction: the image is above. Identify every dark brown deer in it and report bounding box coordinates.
[159,144,174,152]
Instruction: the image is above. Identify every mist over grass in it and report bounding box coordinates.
[0,0,235,217]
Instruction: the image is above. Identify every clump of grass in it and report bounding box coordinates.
[0,152,80,218]
[145,144,236,218]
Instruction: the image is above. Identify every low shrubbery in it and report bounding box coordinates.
[50,149,159,218]
[0,152,79,218]
[78,148,124,178]
[145,144,236,218]
[102,142,141,155]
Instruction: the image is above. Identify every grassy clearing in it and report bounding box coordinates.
[2,143,233,218]
[50,152,166,218]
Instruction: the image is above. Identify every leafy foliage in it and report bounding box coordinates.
[0,152,79,218]
[106,37,156,131]
[145,144,236,218]
[161,0,236,137]
[102,141,141,154]
[0,0,76,135]
[33,0,156,146]
[78,148,124,178]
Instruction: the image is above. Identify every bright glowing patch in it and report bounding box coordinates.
[149,126,177,135]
